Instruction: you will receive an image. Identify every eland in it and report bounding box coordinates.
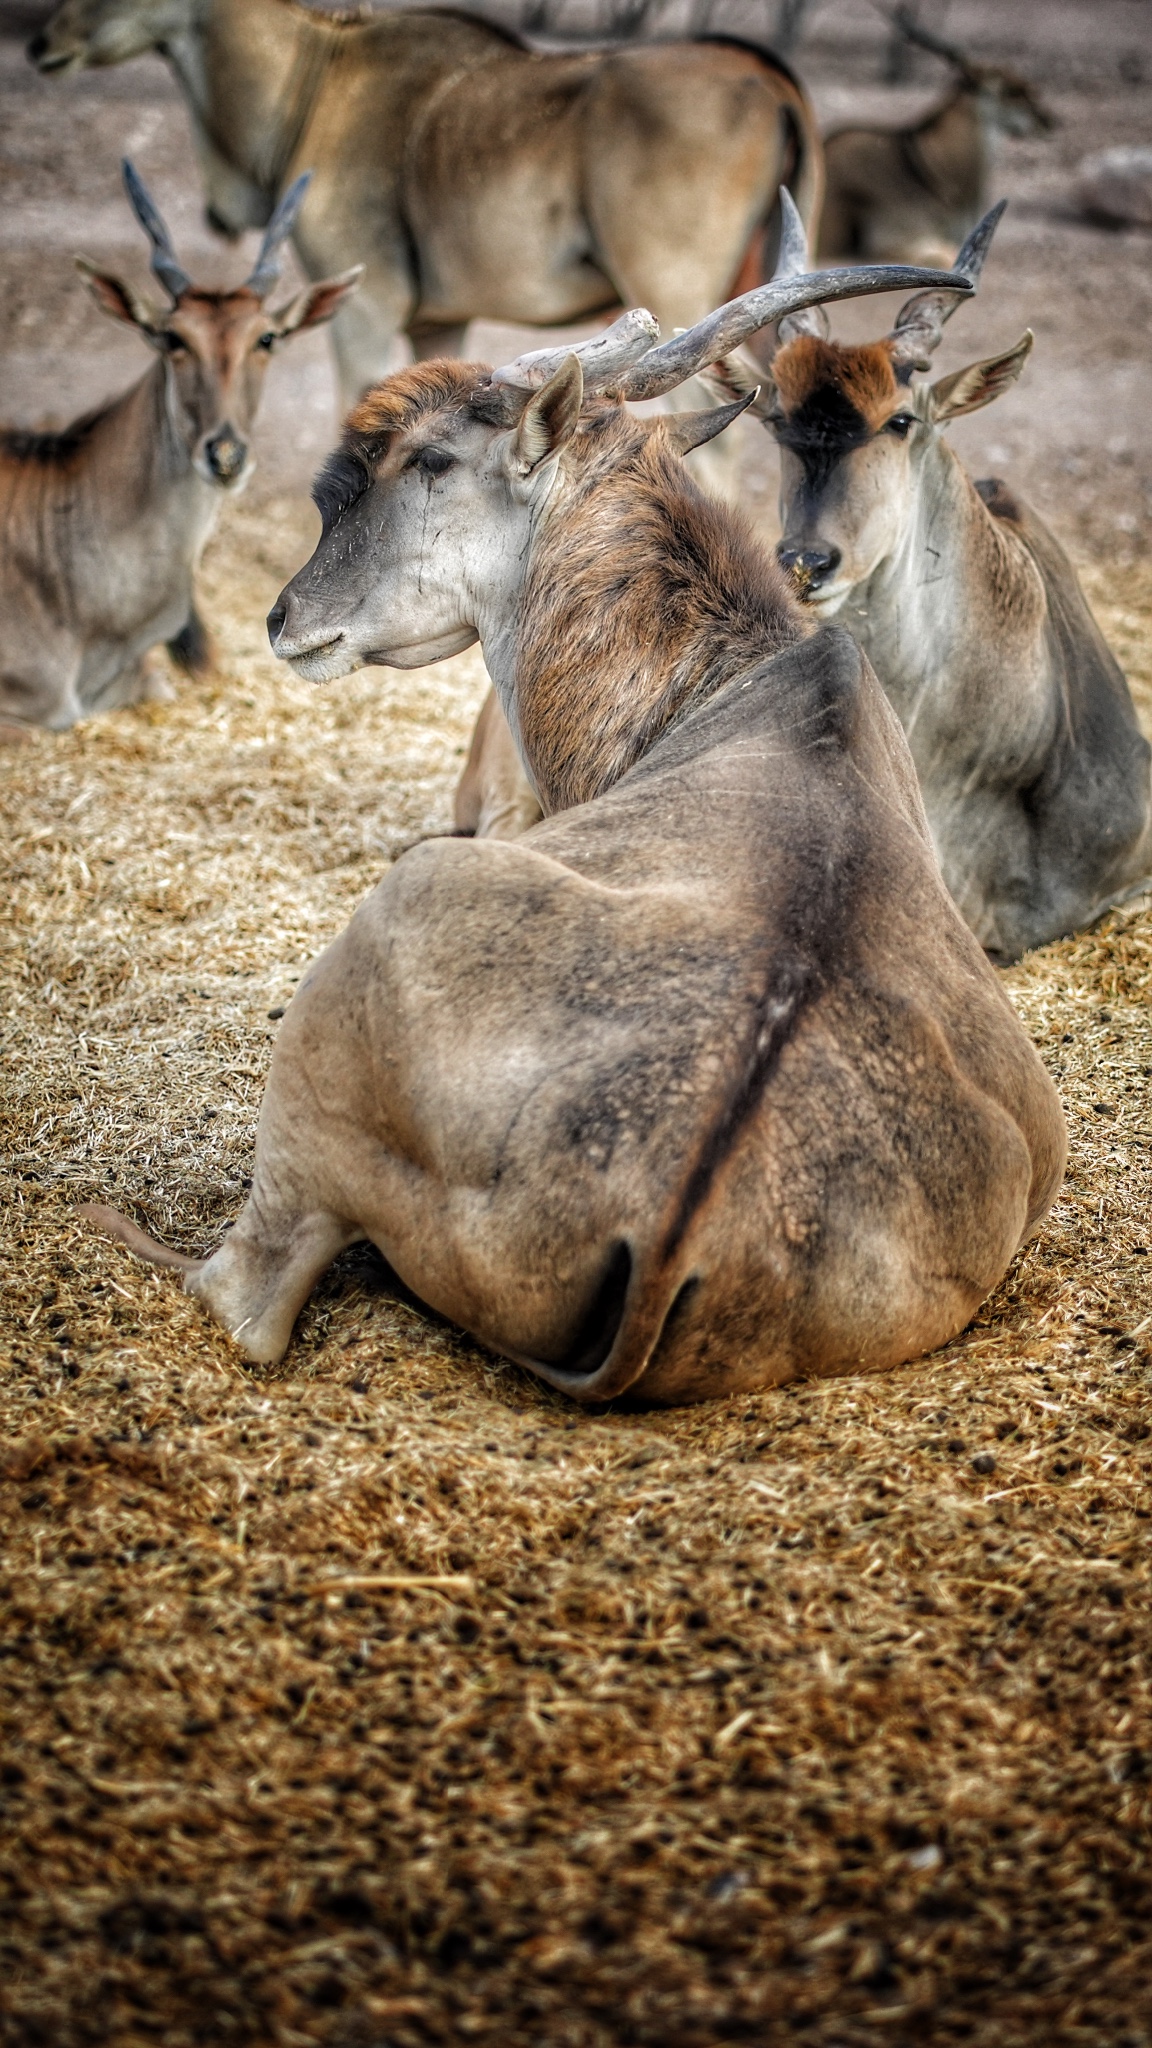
[32,0,822,421]
[721,201,1152,964]
[81,234,1065,1403]
[820,6,1052,268]
[0,164,359,731]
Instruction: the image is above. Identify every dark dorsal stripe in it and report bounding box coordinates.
[659,950,817,1264]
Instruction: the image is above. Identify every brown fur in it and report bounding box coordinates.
[771,336,900,431]
[517,409,806,812]
[84,351,1066,1399]
[347,361,486,442]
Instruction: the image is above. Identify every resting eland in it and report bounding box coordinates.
[82,234,1065,1404]
[718,202,1152,964]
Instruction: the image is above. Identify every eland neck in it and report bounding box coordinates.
[490,413,806,816]
[164,0,332,216]
[845,430,1047,757]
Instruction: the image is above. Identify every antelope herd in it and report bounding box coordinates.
[7,2,1146,1400]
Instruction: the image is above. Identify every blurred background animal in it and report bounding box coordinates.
[819,4,1052,263]
[0,163,358,731]
[30,0,822,441]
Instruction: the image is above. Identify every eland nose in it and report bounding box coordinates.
[27,31,48,61]
[776,542,841,595]
[267,584,346,669]
[266,586,340,664]
[266,596,289,650]
[204,427,247,483]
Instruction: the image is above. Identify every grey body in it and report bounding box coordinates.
[0,373,217,728]
[836,457,1152,961]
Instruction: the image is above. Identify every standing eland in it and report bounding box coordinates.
[30,0,822,414]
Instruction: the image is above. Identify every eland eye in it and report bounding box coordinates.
[410,445,455,478]
[885,414,915,438]
[257,331,276,351]
[161,333,188,356]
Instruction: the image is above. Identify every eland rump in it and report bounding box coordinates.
[725,202,1152,965]
[0,165,358,731]
[82,243,1065,1404]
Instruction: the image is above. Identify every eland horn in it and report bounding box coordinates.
[492,308,662,393]
[771,185,830,346]
[888,200,1007,372]
[246,172,312,299]
[122,159,191,301]
[607,194,974,403]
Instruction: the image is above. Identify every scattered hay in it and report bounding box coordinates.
[2,506,1151,2047]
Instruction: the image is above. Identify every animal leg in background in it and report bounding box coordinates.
[95,650,177,712]
[454,687,542,841]
[166,602,218,679]
[0,602,85,731]
[292,184,416,405]
[410,323,469,364]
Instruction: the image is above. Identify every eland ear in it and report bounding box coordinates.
[929,331,1033,422]
[701,352,781,425]
[665,388,758,456]
[75,257,158,333]
[270,266,364,337]
[508,354,583,477]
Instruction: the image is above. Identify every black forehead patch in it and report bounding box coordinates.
[776,382,872,492]
[312,444,371,530]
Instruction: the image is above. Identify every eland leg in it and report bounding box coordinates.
[187,1197,360,1364]
[410,322,469,363]
[167,603,217,679]
[82,1190,359,1365]
[454,687,542,840]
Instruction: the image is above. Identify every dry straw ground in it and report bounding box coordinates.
[2,499,1152,2047]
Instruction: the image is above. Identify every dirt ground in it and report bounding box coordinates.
[2,4,1152,2045]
